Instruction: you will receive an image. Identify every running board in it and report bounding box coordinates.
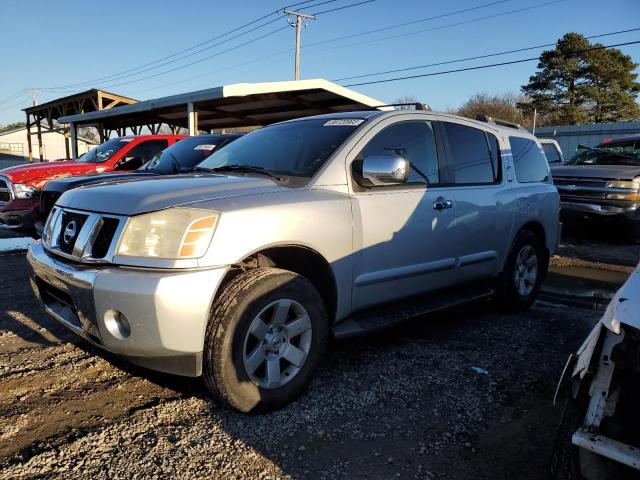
[332,284,494,339]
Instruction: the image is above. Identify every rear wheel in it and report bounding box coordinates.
[203,267,328,412]
[497,229,546,311]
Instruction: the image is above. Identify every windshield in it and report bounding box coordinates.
[77,138,131,164]
[567,141,640,166]
[144,136,232,173]
[197,118,363,177]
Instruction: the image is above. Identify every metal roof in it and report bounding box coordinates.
[58,79,391,130]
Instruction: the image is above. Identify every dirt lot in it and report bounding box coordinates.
[0,226,636,479]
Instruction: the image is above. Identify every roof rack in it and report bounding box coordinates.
[475,114,525,131]
[373,102,432,111]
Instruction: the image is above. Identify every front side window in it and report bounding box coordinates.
[77,138,130,164]
[443,123,500,185]
[510,137,550,183]
[357,121,440,185]
[198,119,361,178]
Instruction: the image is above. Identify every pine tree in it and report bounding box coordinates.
[520,33,640,125]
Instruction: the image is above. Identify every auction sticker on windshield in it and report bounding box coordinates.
[194,144,216,151]
[323,119,365,126]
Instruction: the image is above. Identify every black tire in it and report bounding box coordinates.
[203,267,328,413]
[549,391,586,480]
[632,223,640,245]
[496,229,546,311]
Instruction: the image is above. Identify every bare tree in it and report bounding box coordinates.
[393,95,420,110]
[456,92,534,128]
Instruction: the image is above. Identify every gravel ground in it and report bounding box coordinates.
[0,247,602,480]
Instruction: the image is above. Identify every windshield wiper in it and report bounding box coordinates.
[209,165,278,179]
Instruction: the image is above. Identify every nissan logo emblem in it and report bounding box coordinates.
[63,220,78,245]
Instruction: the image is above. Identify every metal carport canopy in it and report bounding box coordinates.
[59,79,391,134]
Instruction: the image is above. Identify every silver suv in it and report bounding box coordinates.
[27,111,560,412]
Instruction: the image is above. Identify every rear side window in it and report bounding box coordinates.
[443,122,500,184]
[541,143,562,164]
[359,121,440,184]
[510,137,550,183]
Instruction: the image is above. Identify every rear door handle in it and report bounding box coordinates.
[433,199,453,211]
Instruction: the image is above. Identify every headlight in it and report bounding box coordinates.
[12,183,37,199]
[606,180,640,190]
[116,208,219,259]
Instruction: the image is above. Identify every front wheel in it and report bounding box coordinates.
[203,267,328,412]
[496,230,546,311]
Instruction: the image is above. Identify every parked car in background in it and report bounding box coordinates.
[0,134,185,234]
[36,133,242,234]
[539,138,564,165]
[551,262,640,480]
[27,111,559,412]
[551,135,640,242]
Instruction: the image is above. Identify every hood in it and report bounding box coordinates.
[551,164,640,181]
[0,161,99,187]
[57,173,288,215]
[45,171,160,193]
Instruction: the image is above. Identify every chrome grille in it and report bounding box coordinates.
[44,207,126,263]
[553,176,609,200]
[0,176,11,204]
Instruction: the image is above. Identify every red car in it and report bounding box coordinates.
[0,134,185,234]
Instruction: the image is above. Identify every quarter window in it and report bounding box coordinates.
[443,123,500,185]
[358,121,440,185]
[541,143,562,164]
[510,137,550,183]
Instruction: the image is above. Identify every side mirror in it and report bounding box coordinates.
[359,154,409,186]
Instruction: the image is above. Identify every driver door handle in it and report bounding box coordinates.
[433,199,453,211]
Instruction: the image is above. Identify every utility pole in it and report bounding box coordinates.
[31,88,41,106]
[283,9,315,80]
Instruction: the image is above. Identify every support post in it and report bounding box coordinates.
[36,116,44,162]
[64,126,70,160]
[70,123,78,160]
[26,113,33,163]
[188,102,198,136]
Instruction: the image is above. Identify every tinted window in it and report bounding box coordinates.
[115,140,169,171]
[541,143,562,163]
[510,137,550,183]
[359,121,440,184]
[145,136,237,173]
[198,119,361,177]
[443,123,499,184]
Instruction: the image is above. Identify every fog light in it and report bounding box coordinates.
[104,309,131,339]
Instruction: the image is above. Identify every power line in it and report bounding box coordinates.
[94,25,290,90]
[312,0,376,15]
[306,0,512,49]
[342,40,640,87]
[118,0,522,96]
[305,0,565,56]
[0,90,27,105]
[333,27,640,82]
[0,94,31,112]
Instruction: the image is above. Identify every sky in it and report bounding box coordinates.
[0,0,639,125]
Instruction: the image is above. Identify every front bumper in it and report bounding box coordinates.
[27,243,228,377]
[560,200,640,222]
[0,198,39,232]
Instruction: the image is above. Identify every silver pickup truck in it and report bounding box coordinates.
[27,110,560,412]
